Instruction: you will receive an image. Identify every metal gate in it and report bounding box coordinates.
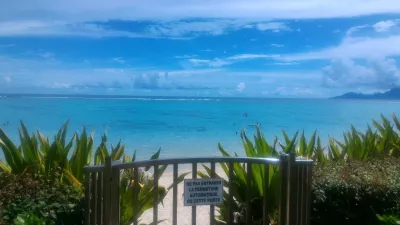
[83,154,313,225]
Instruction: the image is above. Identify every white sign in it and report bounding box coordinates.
[183,179,224,206]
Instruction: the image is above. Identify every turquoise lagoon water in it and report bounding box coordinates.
[1,96,400,160]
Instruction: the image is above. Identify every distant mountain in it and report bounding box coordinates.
[333,87,400,100]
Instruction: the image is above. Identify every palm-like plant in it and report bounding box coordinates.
[198,127,281,224]
[0,121,188,224]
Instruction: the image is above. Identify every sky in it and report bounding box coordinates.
[1,0,400,98]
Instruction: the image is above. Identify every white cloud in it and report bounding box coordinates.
[246,22,290,32]
[271,43,284,47]
[272,62,299,65]
[3,76,11,84]
[1,0,400,38]
[0,44,15,48]
[187,58,232,67]
[174,55,198,59]
[278,35,400,61]
[322,58,400,89]
[185,54,280,68]
[345,24,368,36]
[236,82,245,92]
[38,52,54,59]
[226,54,277,60]
[373,20,399,32]
[0,19,288,38]
[112,57,125,64]
[271,86,314,96]
[146,20,248,37]
[0,21,141,37]
[3,0,400,22]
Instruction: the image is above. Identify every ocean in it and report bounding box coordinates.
[1,96,400,160]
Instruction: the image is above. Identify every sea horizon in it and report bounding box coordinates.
[2,96,400,161]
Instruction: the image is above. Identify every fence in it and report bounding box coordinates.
[83,154,313,225]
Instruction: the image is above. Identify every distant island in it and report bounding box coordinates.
[333,87,400,100]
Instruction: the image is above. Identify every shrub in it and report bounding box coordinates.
[377,214,400,225]
[13,213,54,225]
[311,158,400,225]
[0,171,84,225]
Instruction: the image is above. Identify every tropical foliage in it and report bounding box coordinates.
[0,121,175,225]
[201,113,400,224]
[377,214,400,225]
[312,158,400,225]
[0,171,83,225]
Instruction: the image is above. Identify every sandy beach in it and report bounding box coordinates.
[140,164,225,225]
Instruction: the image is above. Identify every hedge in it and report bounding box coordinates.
[0,171,84,225]
[311,158,400,225]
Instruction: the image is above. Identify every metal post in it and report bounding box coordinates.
[289,154,298,225]
[133,167,139,225]
[228,162,234,225]
[153,165,159,224]
[246,163,252,225]
[103,157,112,225]
[84,171,91,225]
[91,172,98,225]
[263,164,269,225]
[279,154,289,225]
[97,172,103,225]
[305,164,313,225]
[173,164,178,225]
[192,163,197,225]
[111,168,120,225]
[210,162,216,225]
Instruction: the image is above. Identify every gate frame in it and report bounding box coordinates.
[84,154,313,225]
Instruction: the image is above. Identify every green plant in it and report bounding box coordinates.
[0,171,83,225]
[311,158,400,225]
[207,113,400,224]
[377,214,400,225]
[119,150,189,225]
[13,213,54,225]
[0,121,181,224]
[0,121,126,187]
[199,128,281,224]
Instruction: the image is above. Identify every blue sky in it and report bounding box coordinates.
[1,0,400,98]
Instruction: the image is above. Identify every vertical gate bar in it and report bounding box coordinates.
[192,163,197,225]
[153,165,159,224]
[296,164,301,225]
[246,163,252,225]
[110,169,116,225]
[228,162,234,225]
[111,168,121,225]
[97,172,103,225]
[91,172,98,225]
[305,164,313,225]
[301,165,306,225]
[84,171,91,225]
[133,167,139,225]
[279,154,289,225]
[104,157,112,225]
[289,156,298,225]
[173,164,178,225]
[263,164,269,225]
[210,162,216,225]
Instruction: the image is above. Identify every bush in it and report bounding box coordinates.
[377,214,400,225]
[13,212,54,225]
[311,158,400,225]
[0,172,84,225]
